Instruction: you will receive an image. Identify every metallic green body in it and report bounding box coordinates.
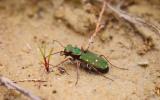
[65,44,82,55]
[64,44,108,70]
[80,51,108,70]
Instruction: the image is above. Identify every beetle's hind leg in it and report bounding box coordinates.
[88,65,114,81]
[100,55,128,70]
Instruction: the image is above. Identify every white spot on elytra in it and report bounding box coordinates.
[95,59,98,62]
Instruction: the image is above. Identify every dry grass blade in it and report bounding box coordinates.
[85,1,106,50]
[0,76,41,100]
[39,45,46,61]
[47,48,54,67]
[39,43,55,72]
[39,44,51,72]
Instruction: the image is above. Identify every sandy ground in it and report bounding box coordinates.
[0,0,160,100]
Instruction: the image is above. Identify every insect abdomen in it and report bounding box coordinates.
[80,51,109,72]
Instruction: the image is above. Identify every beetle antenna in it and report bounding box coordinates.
[53,40,65,48]
[100,55,128,70]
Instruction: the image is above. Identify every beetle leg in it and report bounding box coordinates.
[57,67,69,75]
[100,55,128,70]
[90,66,114,81]
[75,61,80,85]
[50,57,72,70]
[88,64,92,70]
[86,64,92,74]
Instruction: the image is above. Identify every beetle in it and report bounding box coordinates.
[45,41,127,85]
[38,1,128,84]
[62,44,109,73]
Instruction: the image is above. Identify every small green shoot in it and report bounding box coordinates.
[39,44,53,72]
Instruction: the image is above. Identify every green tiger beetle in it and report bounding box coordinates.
[39,1,127,84]
[41,40,128,85]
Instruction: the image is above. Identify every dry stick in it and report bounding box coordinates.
[0,76,41,100]
[105,2,160,36]
[13,79,47,83]
[85,1,106,50]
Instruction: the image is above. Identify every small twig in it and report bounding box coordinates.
[85,1,106,50]
[13,79,47,83]
[105,1,160,36]
[0,76,41,100]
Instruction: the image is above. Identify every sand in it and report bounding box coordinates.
[0,0,160,100]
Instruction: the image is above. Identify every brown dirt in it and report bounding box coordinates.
[0,0,160,100]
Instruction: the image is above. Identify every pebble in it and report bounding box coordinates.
[137,60,149,68]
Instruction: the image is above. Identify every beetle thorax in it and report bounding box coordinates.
[63,44,82,59]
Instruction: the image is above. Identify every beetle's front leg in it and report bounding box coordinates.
[75,61,80,86]
[50,57,73,70]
